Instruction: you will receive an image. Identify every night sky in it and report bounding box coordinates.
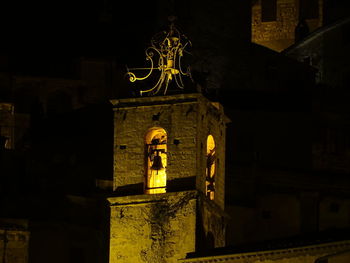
[0,0,349,80]
[0,0,252,77]
[0,0,161,74]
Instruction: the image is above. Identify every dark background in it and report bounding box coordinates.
[1,1,350,262]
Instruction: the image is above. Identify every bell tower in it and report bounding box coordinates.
[108,21,230,263]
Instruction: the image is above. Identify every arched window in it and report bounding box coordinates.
[206,135,216,200]
[145,127,167,194]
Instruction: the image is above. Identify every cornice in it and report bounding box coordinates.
[180,240,350,262]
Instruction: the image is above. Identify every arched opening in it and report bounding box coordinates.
[145,127,167,194]
[206,135,216,200]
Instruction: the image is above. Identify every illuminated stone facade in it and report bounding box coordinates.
[109,93,229,262]
[0,220,30,263]
[110,94,228,209]
[108,191,197,263]
[252,0,323,52]
[0,229,30,263]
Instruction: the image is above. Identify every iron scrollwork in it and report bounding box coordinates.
[126,21,192,96]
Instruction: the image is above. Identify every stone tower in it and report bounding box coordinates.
[108,93,229,263]
[252,0,323,52]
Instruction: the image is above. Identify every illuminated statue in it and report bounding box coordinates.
[126,17,192,96]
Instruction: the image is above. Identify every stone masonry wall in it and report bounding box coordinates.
[200,195,226,248]
[112,95,199,190]
[111,94,228,210]
[0,229,30,263]
[108,191,197,263]
[197,99,227,210]
[252,0,323,52]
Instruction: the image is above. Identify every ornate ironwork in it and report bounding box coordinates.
[126,20,192,96]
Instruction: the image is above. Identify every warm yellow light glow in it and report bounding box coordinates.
[145,127,167,194]
[206,135,216,200]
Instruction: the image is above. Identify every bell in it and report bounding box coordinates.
[165,59,179,75]
[151,155,164,170]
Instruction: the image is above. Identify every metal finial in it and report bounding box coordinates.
[125,21,192,96]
